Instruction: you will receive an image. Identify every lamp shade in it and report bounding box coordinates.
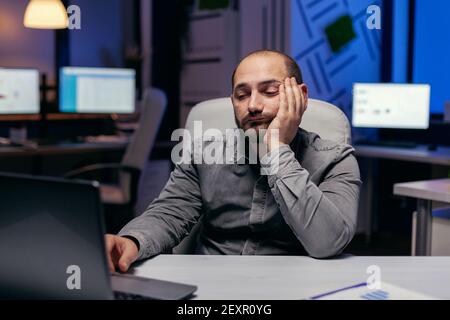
[24,0,68,29]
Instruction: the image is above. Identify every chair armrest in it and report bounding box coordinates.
[64,163,140,179]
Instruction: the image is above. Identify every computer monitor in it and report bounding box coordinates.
[0,68,40,119]
[59,67,136,114]
[352,83,431,129]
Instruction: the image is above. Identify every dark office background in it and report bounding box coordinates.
[1,0,449,141]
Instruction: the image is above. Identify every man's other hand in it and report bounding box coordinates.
[105,234,139,273]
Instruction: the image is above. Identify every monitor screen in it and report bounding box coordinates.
[352,83,431,129]
[59,67,136,114]
[0,68,40,115]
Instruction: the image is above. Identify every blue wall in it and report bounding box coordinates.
[413,0,450,114]
[68,0,124,68]
[291,0,382,121]
[391,0,408,83]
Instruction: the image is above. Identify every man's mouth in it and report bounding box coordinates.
[245,116,271,125]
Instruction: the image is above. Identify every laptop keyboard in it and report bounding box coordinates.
[111,273,197,300]
[114,291,152,300]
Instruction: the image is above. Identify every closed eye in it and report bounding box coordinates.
[235,93,249,100]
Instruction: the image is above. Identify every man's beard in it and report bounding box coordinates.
[234,114,272,132]
[233,115,272,164]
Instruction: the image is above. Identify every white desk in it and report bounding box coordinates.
[355,144,450,241]
[130,255,450,299]
[394,179,450,256]
[355,144,450,166]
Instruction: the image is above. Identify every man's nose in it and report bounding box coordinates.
[248,93,263,114]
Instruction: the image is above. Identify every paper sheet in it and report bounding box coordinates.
[310,282,438,300]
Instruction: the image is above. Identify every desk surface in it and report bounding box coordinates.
[394,178,450,203]
[355,144,450,166]
[130,255,450,299]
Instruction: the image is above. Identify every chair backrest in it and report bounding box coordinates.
[120,87,167,203]
[122,87,167,170]
[185,97,351,144]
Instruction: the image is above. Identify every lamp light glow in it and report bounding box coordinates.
[24,0,68,29]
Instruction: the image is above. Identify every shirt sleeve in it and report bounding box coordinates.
[261,144,362,258]
[118,162,203,260]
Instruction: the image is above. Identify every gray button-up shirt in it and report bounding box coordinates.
[119,129,362,259]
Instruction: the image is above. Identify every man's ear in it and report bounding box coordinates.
[298,83,308,106]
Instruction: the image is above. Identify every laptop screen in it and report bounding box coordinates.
[0,173,112,299]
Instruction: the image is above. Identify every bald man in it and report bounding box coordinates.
[105,50,362,272]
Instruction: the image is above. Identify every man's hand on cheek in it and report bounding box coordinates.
[264,77,307,153]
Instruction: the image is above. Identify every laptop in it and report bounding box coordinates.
[0,172,197,300]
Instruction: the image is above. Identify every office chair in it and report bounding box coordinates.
[64,87,167,233]
[172,97,351,254]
